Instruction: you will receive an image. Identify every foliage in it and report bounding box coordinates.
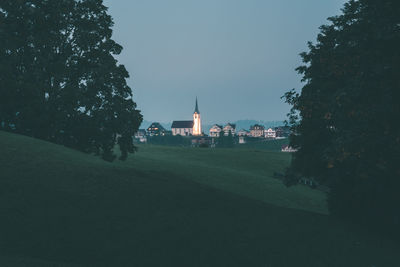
[216,131,235,148]
[0,0,142,161]
[198,143,209,148]
[283,0,400,232]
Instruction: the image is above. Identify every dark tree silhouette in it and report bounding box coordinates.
[0,0,142,161]
[283,0,400,232]
[217,130,234,148]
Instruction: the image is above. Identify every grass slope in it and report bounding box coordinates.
[0,131,399,267]
[125,144,327,214]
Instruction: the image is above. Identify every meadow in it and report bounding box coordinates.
[0,131,399,266]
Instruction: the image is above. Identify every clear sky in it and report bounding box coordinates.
[103,0,347,124]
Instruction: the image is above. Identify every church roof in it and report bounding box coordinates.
[194,97,200,114]
[171,120,194,129]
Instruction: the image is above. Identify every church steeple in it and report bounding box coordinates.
[193,97,202,135]
[194,97,200,114]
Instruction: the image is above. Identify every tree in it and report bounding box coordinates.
[216,130,234,148]
[283,0,400,232]
[0,0,142,161]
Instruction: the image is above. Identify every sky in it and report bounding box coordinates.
[103,0,347,124]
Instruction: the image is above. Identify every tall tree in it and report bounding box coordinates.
[0,0,142,161]
[284,0,400,232]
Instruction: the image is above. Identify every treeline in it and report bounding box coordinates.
[284,0,400,236]
[0,0,142,161]
[216,132,235,148]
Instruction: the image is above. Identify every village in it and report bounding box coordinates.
[134,98,294,151]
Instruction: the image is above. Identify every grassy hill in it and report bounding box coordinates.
[0,131,399,266]
[127,143,326,214]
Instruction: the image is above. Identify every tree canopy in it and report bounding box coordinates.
[284,0,400,232]
[0,0,142,161]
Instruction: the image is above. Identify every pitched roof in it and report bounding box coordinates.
[210,124,223,129]
[148,122,165,131]
[250,124,265,130]
[171,120,193,129]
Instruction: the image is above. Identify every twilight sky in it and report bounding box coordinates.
[103,0,347,124]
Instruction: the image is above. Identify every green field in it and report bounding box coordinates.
[0,131,398,266]
[127,144,327,215]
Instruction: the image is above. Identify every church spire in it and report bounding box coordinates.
[194,97,200,114]
[193,97,202,135]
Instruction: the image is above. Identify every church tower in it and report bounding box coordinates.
[193,97,202,135]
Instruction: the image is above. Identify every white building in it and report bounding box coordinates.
[223,123,236,136]
[265,128,276,139]
[209,124,223,137]
[237,129,250,137]
[281,145,297,152]
[171,121,193,136]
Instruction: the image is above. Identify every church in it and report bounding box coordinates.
[171,98,202,136]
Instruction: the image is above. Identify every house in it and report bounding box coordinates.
[209,124,223,137]
[147,122,166,136]
[265,128,276,139]
[134,129,147,143]
[171,120,193,136]
[250,124,265,137]
[281,145,297,152]
[237,129,250,137]
[223,123,236,136]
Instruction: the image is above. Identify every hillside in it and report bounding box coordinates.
[127,142,325,214]
[0,131,399,266]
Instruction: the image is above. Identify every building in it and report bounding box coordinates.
[265,128,276,139]
[238,136,246,144]
[237,129,250,137]
[250,124,265,137]
[193,97,202,136]
[171,121,193,136]
[171,98,202,136]
[223,123,236,136]
[209,124,223,137]
[147,122,166,136]
[134,129,147,143]
[281,145,297,152]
